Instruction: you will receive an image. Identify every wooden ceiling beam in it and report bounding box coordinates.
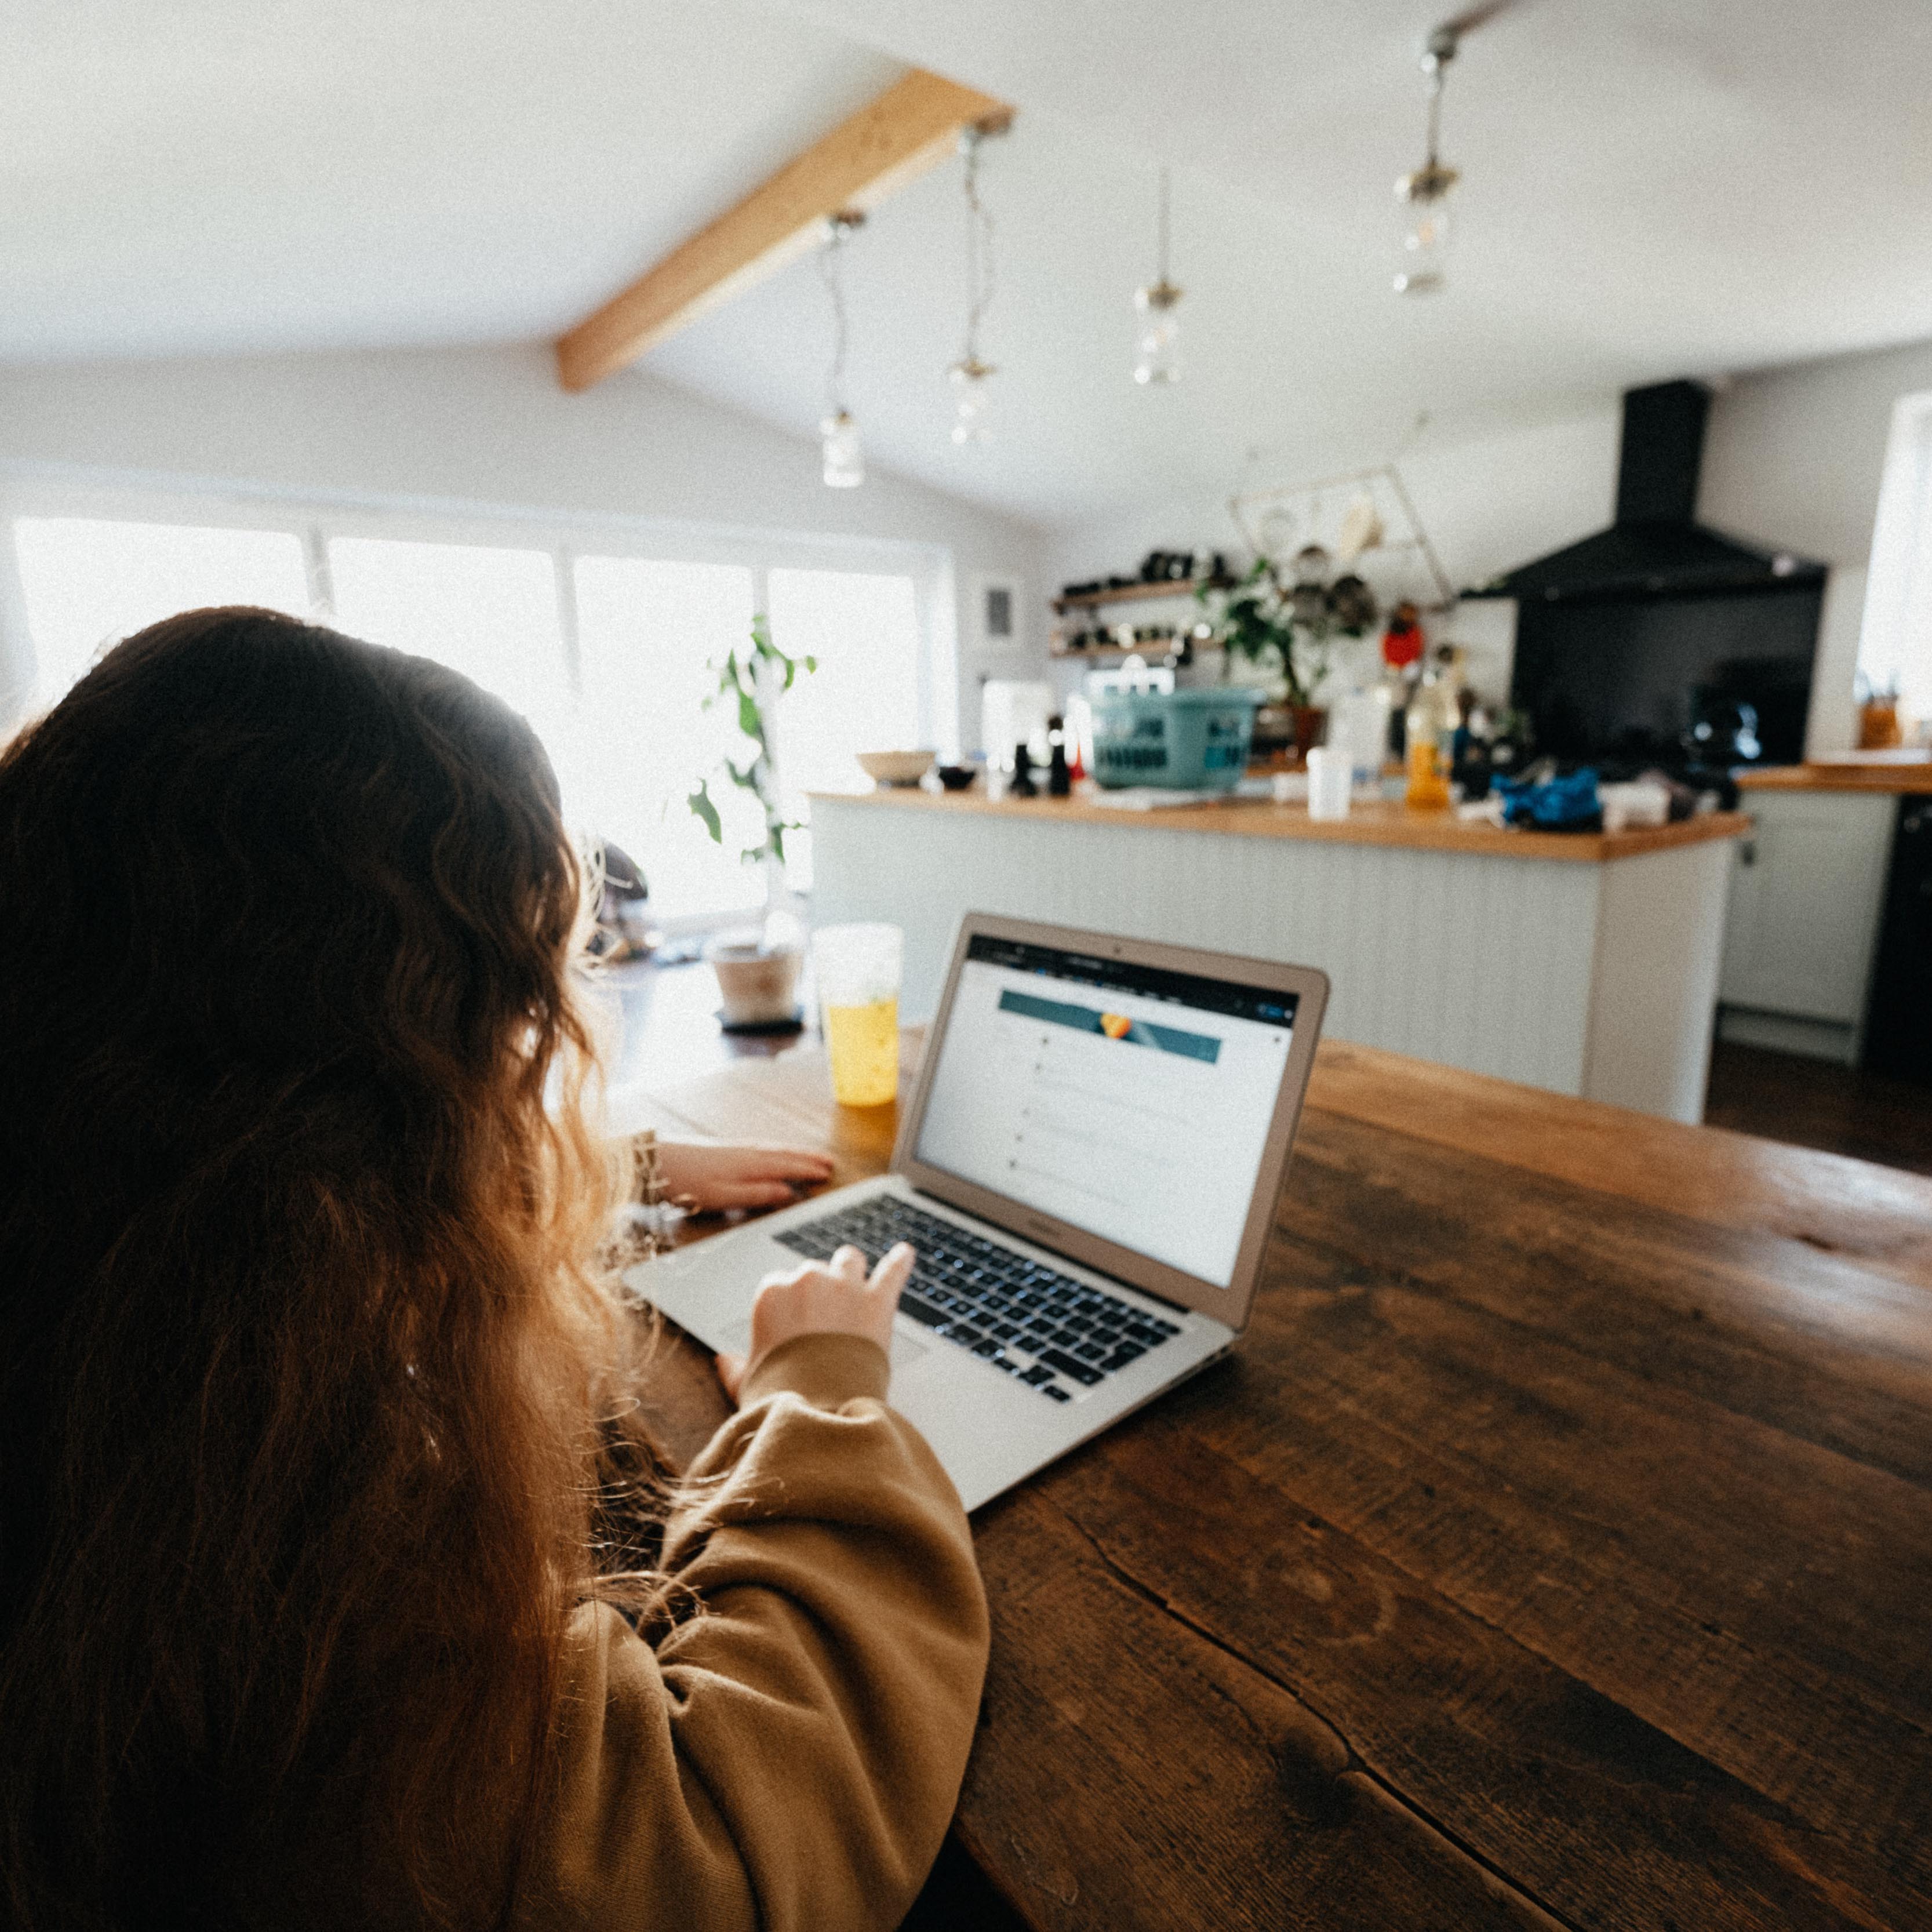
[557,68,1010,392]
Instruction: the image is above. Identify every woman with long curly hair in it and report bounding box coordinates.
[0,607,987,1930]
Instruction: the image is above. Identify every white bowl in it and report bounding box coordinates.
[857,749,937,787]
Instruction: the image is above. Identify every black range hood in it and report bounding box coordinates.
[1465,380,1825,605]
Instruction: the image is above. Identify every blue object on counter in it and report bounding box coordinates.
[1493,767,1602,831]
[1087,687,1261,790]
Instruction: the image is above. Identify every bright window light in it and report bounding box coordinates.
[573,556,767,922]
[1859,390,1932,732]
[327,535,584,818]
[767,568,922,890]
[12,518,309,707]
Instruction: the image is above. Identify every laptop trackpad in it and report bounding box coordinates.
[716,1318,929,1373]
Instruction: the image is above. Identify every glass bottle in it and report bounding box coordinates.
[1405,668,1454,811]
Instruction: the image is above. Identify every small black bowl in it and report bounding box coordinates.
[936,763,978,792]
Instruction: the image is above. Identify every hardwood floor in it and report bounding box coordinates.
[1704,1039,1932,1177]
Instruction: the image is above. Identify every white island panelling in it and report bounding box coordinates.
[810,791,1742,1123]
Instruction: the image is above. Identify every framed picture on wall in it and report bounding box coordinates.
[969,573,1027,662]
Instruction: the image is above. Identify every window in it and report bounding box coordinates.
[767,567,923,889]
[326,535,589,822]
[5,494,955,927]
[573,556,766,921]
[12,518,309,706]
[1860,390,1932,729]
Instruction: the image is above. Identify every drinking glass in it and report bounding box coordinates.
[813,923,903,1107]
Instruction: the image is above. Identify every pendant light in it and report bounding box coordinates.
[948,121,1003,445]
[1393,23,1462,294]
[817,210,864,487]
[1133,165,1182,385]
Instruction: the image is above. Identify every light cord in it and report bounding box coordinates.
[960,129,996,363]
[1156,165,1171,285]
[817,219,850,418]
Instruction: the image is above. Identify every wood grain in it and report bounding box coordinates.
[1306,1040,1932,1292]
[628,1031,1932,1929]
[556,70,1006,390]
[1738,761,1932,796]
[811,786,1751,863]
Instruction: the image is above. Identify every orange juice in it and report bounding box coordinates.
[1405,732,1451,810]
[1404,669,1454,811]
[825,996,900,1106]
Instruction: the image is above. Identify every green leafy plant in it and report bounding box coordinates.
[1196,558,1366,708]
[687,612,817,874]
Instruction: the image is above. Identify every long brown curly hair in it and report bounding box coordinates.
[0,609,671,1929]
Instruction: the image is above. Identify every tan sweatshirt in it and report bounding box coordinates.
[522,1333,990,1932]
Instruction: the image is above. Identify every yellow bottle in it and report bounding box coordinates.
[824,996,900,1107]
[1404,670,1454,812]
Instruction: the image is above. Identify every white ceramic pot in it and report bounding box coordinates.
[707,942,802,1027]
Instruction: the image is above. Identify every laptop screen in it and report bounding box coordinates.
[914,934,1300,1289]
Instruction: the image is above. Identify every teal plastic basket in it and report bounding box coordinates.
[1088,687,1261,789]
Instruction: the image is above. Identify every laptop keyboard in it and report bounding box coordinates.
[773,1195,1181,1403]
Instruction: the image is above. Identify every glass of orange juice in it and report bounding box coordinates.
[813,923,903,1107]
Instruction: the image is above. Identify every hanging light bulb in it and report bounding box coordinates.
[948,356,994,444]
[816,211,865,486]
[1133,165,1183,384]
[947,119,1006,446]
[820,408,864,487]
[1394,25,1461,296]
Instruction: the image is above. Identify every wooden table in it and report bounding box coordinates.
[627,1032,1932,1931]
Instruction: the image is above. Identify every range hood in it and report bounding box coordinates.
[1465,380,1826,605]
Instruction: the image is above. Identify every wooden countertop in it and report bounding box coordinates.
[1738,754,1932,795]
[625,1032,1932,1931]
[813,784,1750,863]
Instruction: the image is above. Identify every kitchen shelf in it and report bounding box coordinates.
[1048,638,1195,663]
[1051,576,1229,614]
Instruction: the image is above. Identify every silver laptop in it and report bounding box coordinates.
[630,914,1327,1512]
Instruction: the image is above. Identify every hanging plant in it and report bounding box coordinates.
[687,613,817,875]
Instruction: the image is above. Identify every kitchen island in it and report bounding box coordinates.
[809,787,1749,1122]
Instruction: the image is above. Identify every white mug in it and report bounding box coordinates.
[1305,745,1351,821]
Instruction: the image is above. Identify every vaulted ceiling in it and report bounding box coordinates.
[5,0,1929,529]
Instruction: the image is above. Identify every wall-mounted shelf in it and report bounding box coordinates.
[1051,576,1229,615]
[1049,638,1195,663]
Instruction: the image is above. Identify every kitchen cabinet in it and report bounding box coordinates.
[1719,789,1895,1050]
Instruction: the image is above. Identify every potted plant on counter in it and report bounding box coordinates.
[1197,550,1376,762]
[688,613,817,1031]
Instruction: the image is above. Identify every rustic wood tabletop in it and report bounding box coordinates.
[623,1029,1932,1931]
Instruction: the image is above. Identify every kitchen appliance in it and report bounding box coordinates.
[1471,381,1826,774]
[980,679,1053,767]
[1862,794,1932,1086]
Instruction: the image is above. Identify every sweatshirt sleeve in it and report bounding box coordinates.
[523,1333,990,1932]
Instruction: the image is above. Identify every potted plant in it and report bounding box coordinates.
[687,613,817,1030]
[1198,553,1375,761]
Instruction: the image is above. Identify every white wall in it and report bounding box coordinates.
[0,343,1048,738]
[1700,339,1932,567]
[1702,338,1932,754]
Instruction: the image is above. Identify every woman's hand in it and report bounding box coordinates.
[715,1243,912,1403]
[652,1139,835,1213]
